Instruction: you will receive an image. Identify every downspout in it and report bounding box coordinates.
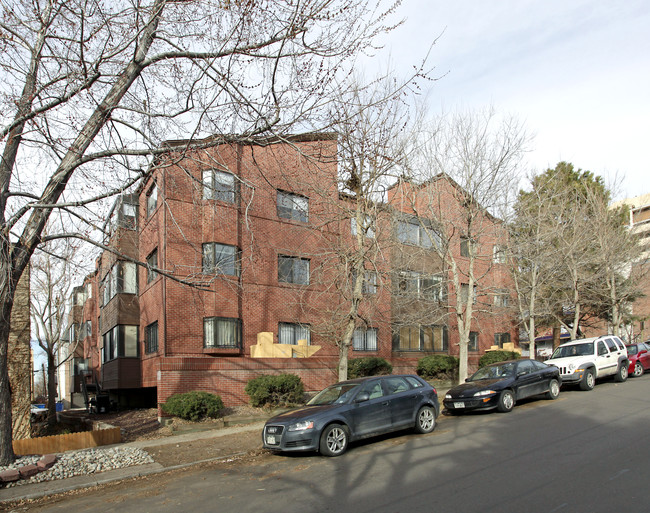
[237,143,244,354]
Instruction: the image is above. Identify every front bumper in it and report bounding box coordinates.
[443,395,499,412]
[557,371,584,384]
[262,424,320,453]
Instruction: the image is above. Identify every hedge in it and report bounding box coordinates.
[478,350,520,368]
[348,357,393,378]
[416,355,459,380]
[161,391,224,421]
[244,373,305,407]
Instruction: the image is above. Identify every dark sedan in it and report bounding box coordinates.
[262,375,439,456]
[443,359,561,414]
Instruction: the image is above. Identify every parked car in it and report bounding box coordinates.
[545,335,628,390]
[262,375,439,457]
[627,342,650,377]
[443,359,561,414]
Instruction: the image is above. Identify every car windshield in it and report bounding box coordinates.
[469,362,515,381]
[626,345,638,355]
[307,383,361,405]
[551,342,593,359]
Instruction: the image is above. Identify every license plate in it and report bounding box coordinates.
[453,402,465,408]
[266,435,277,445]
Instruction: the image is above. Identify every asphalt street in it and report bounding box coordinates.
[18,374,650,513]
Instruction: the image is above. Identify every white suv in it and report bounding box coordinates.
[545,335,629,391]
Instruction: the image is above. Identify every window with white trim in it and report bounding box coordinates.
[146,183,158,218]
[202,243,239,276]
[203,169,236,202]
[277,191,308,222]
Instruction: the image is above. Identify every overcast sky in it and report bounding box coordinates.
[375,0,650,200]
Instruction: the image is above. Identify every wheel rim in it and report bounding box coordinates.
[586,372,595,388]
[621,366,628,379]
[503,392,514,410]
[326,427,347,454]
[419,408,434,431]
[634,363,643,376]
[550,381,559,397]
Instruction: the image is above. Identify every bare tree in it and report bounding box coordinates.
[513,163,635,341]
[0,0,401,464]
[30,239,81,425]
[509,172,567,358]
[403,109,529,382]
[324,75,426,381]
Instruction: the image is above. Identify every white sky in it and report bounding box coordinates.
[374,0,650,200]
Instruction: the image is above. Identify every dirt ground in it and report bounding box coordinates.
[83,406,270,467]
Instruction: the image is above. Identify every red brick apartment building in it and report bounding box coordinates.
[64,134,517,411]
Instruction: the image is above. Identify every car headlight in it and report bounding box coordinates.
[288,420,314,432]
[445,393,452,399]
[569,363,576,371]
[473,390,496,397]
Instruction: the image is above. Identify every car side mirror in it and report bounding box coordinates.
[355,392,370,403]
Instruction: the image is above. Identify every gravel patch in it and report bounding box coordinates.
[0,446,154,488]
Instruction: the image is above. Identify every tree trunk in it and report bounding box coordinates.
[0,297,15,464]
[47,352,57,427]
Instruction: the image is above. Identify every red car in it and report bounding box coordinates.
[627,342,650,377]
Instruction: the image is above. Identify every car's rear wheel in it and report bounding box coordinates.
[414,406,436,433]
[579,368,595,391]
[497,390,515,413]
[319,423,349,457]
[633,362,644,377]
[615,362,628,382]
[545,379,560,400]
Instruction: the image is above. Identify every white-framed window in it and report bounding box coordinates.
[461,283,477,305]
[101,261,137,305]
[493,245,507,264]
[277,191,308,222]
[398,271,446,301]
[352,270,378,294]
[351,215,375,238]
[494,289,510,307]
[397,217,441,248]
[204,317,241,348]
[278,255,310,285]
[202,243,239,276]
[279,322,311,345]
[146,183,158,218]
[353,328,378,351]
[203,169,236,202]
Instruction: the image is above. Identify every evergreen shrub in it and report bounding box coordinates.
[161,391,224,421]
[244,373,305,407]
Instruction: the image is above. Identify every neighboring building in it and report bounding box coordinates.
[67,134,518,413]
[612,193,650,342]
[9,268,31,440]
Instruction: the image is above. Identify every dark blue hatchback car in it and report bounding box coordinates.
[262,374,439,456]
